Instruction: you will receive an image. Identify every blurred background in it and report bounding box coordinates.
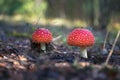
[0,0,120,44]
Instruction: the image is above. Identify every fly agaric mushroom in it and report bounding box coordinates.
[67,28,95,58]
[32,28,52,51]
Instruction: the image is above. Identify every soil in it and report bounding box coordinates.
[0,22,120,80]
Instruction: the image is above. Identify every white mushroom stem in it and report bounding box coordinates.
[80,47,88,58]
[41,43,46,51]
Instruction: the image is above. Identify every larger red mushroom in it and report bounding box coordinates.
[32,28,52,51]
[67,28,95,58]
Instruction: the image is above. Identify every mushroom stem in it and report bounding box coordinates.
[41,43,46,51]
[80,47,88,58]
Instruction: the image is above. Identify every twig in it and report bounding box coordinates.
[35,16,41,28]
[103,30,109,49]
[105,30,120,65]
[52,35,62,42]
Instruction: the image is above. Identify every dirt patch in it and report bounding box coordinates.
[0,36,120,80]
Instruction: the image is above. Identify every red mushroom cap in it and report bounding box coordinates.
[67,28,95,47]
[32,28,52,43]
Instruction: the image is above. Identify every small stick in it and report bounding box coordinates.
[103,30,109,49]
[52,35,62,42]
[105,30,120,65]
[35,15,41,28]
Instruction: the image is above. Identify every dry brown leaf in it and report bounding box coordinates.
[0,63,6,67]
[55,62,70,67]
[78,62,90,67]
[18,55,27,61]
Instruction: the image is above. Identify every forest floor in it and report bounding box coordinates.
[0,21,120,80]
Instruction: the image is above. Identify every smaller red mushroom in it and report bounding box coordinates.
[32,28,52,51]
[67,28,95,58]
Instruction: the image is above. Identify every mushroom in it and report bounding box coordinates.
[32,28,52,51]
[67,28,95,58]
